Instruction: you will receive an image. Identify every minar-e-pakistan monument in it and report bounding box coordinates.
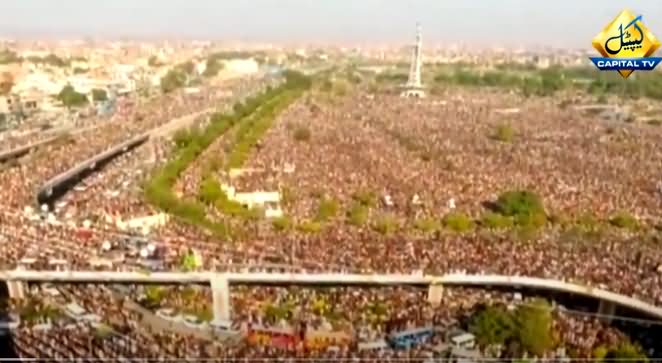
[401,23,426,98]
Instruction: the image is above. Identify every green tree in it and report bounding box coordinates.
[372,214,399,235]
[202,58,223,78]
[347,203,369,226]
[609,211,638,230]
[413,217,442,233]
[177,61,196,75]
[199,177,224,205]
[442,212,474,232]
[316,197,339,222]
[516,299,555,356]
[180,251,198,271]
[91,88,108,102]
[172,127,201,149]
[0,49,21,64]
[44,54,68,67]
[297,220,323,234]
[593,345,609,360]
[480,211,514,229]
[492,124,515,142]
[493,190,546,223]
[143,70,310,240]
[143,286,165,309]
[352,190,377,208]
[57,85,88,108]
[603,343,648,363]
[148,55,162,67]
[272,216,292,231]
[160,69,187,93]
[469,306,516,347]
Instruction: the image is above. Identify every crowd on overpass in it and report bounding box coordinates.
[1,75,662,359]
[7,283,639,360]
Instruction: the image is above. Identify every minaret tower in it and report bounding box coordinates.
[401,23,426,98]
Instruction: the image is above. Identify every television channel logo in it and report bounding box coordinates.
[590,9,662,78]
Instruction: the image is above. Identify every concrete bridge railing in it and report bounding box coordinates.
[2,271,661,325]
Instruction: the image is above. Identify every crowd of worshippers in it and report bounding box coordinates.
[6,284,644,360]
[0,76,277,271]
[0,81,661,359]
[164,86,662,306]
[0,75,273,210]
[0,84,660,307]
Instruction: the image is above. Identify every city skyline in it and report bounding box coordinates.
[1,0,661,48]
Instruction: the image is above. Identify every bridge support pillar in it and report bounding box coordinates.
[597,300,616,322]
[6,281,26,300]
[428,283,444,307]
[211,275,231,323]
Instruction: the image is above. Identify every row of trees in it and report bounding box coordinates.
[159,61,200,93]
[470,299,554,357]
[26,53,70,67]
[56,85,108,108]
[195,73,313,224]
[271,187,640,236]
[433,66,662,100]
[469,300,648,361]
[56,85,88,108]
[434,69,564,97]
[160,68,189,94]
[145,71,312,239]
[202,57,223,78]
[196,91,297,221]
[0,49,21,64]
[0,49,74,68]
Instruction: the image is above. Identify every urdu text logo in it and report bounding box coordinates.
[590,9,662,78]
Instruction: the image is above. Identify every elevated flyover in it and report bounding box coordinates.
[0,136,62,163]
[33,108,215,206]
[35,133,150,205]
[2,270,661,324]
[0,124,103,164]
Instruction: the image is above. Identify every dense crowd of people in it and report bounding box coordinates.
[165,86,662,305]
[0,75,276,271]
[7,284,641,359]
[0,76,268,210]
[1,77,661,359]
[235,88,662,220]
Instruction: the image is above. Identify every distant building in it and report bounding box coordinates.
[0,93,38,119]
[0,94,19,114]
[14,70,64,96]
[222,59,260,75]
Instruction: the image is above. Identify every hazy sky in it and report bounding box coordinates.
[1,0,662,47]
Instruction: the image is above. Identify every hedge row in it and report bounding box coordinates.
[144,71,311,239]
[286,189,642,236]
[213,76,310,219]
